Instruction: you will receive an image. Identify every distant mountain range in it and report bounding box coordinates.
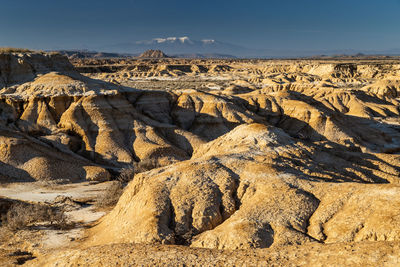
[57,36,400,59]
[136,49,236,59]
[56,49,238,59]
[98,37,400,58]
[56,50,131,59]
[100,36,252,57]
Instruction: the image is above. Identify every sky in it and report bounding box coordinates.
[0,0,400,53]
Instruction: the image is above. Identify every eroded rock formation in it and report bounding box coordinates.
[1,53,400,263]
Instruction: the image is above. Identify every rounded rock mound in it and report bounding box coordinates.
[138,49,169,59]
[0,52,121,98]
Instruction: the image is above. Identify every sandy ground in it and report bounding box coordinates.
[0,181,111,202]
[0,181,111,265]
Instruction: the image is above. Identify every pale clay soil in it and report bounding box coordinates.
[0,181,108,265]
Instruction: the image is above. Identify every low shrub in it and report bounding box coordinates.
[95,181,124,208]
[95,167,135,209]
[134,159,162,173]
[117,167,135,184]
[3,202,70,231]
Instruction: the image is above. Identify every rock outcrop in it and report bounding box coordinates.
[138,49,169,59]
[89,123,400,249]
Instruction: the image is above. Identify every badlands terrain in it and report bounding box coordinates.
[0,51,400,265]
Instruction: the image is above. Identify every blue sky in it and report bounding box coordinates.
[1,0,399,52]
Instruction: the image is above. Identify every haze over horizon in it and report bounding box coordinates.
[1,0,400,56]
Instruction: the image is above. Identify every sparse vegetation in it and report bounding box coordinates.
[95,162,162,209]
[117,167,135,184]
[95,181,124,208]
[0,47,32,53]
[1,202,70,231]
[95,167,135,208]
[134,159,162,174]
